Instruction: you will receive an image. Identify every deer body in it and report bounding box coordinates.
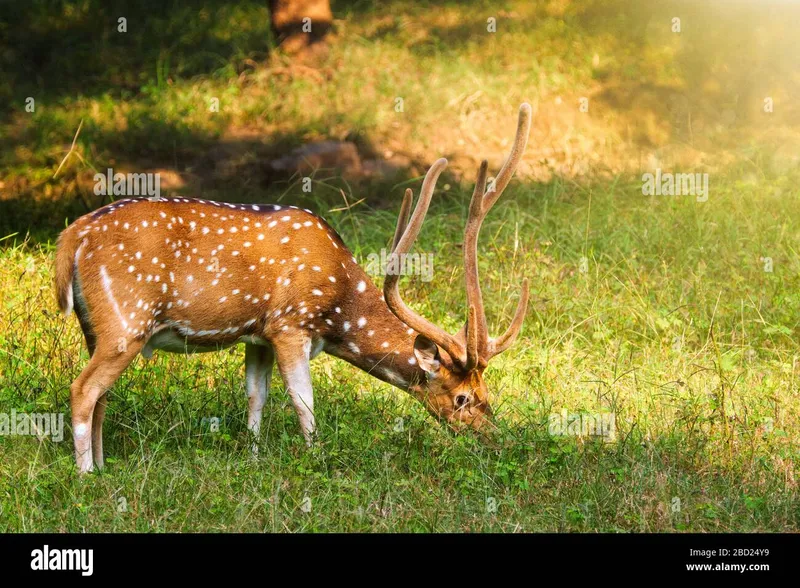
[56,104,532,473]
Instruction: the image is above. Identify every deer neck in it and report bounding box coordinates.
[321,275,425,393]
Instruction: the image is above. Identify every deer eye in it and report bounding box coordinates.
[454,394,470,408]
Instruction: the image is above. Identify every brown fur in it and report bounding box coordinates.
[54,221,81,314]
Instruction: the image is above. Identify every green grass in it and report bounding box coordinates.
[1,0,799,532]
[2,174,799,532]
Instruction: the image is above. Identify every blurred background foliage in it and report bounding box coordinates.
[0,0,798,240]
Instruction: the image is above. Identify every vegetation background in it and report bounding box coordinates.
[0,0,798,531]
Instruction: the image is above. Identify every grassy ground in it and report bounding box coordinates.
[1,0,799,531]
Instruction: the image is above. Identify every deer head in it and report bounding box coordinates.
[383,103,532,431]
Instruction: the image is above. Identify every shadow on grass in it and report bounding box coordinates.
[0,0,275,120]
[0,110,439,243]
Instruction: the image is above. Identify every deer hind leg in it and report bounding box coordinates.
[91,394,108,468]
[71,339,143,473]
[273,335,316,446]
[244,343,275,455]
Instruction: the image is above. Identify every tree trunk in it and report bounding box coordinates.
[269,0,333,54]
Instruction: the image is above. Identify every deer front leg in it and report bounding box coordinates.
[273,334,316,446]
[244,343,274,454]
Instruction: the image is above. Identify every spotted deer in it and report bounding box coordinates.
[55,104,532,473]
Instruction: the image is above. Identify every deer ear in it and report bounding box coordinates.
[413,334,442,375]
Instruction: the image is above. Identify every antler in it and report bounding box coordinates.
[464,103,532,366]
[384,159,469,366]
[384,104,532,370]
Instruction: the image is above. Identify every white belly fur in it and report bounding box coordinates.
[142,329,270,358]
[141,329,323,359]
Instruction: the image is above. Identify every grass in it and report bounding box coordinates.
[1,0,799,532]
[2,174,799,532]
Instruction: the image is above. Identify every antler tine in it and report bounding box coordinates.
[488,278,529,358]
[384,158,467,366]
[464,104,532,365]
[392,159,446,272]
[391,188,413,253]
[465,305,480,371]
[483,103,532,210]
[463,160,491,365]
